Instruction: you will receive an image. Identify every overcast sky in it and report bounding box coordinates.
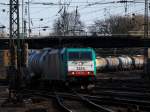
[0,0,145,35]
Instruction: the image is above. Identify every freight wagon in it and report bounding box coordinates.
[96,55,144,72]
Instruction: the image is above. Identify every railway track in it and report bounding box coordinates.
[59,92,150,111]
[93,86,150,93]
[18,88,150,112]
[91,90,150,100]
[20,89,115,112]
[55,92,107,112]
[0,79,8,86]
[2,77,150,112]
[95,79,150,92]
[88,95,150,111]
[71,90,114,112]
[96,78,149,85]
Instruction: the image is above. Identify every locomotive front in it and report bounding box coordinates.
[66,48,96,82]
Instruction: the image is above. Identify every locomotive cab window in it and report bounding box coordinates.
[68,52,92,61]
[80,52,92,60]
[68,52,79,60]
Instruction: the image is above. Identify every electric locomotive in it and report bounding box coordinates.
[28,48,96,86]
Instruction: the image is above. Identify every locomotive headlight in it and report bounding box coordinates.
[72,72,75,75]
[88,72,90,74]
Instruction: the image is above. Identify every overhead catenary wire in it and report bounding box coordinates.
[0,0,145,35]
[0,0,145,6]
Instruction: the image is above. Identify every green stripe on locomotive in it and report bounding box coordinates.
[61,48,68,79]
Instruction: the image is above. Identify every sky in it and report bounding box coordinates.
[0,0,145,36]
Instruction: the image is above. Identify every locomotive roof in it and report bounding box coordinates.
[66,48,93,52]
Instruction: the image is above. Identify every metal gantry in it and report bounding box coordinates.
[10,0,20,40]
[9,0,21,100]
[9,0,20,68]
[144,0,148,38]
[144,0,149,76]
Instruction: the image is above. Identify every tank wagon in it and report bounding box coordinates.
[106,57,120,71]
[96,55,144,72]
[132,55,144,69]
[28,48,96,85]
[96,57,107,71]
[118,56,132,70]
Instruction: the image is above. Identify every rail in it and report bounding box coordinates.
[55,92,72,112]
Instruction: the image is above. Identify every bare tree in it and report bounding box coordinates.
[88,15,145,36]
[53,9,85,36]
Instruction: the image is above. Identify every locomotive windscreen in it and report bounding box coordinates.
[68,52,92,60]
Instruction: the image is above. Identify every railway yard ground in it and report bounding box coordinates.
[0,69,149,112]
